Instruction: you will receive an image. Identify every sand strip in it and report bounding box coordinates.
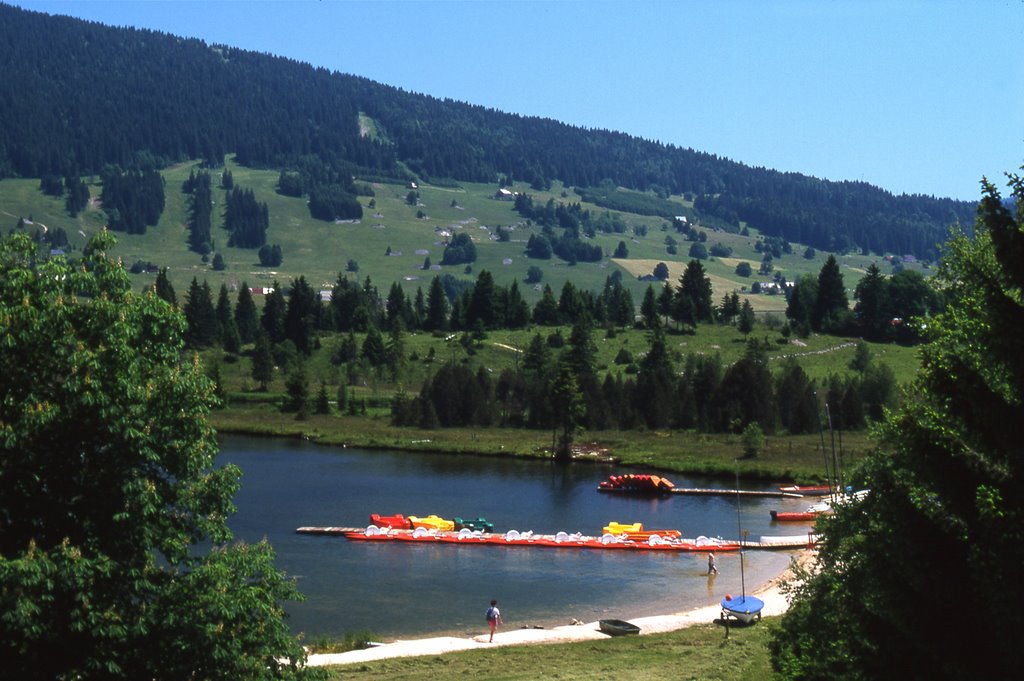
[306,550,811,667]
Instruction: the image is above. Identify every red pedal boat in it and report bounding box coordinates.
[369,513,412,529]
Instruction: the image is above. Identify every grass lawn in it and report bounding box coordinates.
[322,619,778,681]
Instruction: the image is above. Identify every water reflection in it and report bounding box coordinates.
[219,435,802,639]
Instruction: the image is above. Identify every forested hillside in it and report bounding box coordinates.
[0,3,973,259]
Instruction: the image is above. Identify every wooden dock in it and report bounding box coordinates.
[295,527,816,550]
[670,488,804,499]
[598,487,802,498]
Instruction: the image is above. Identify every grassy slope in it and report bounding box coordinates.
[0,161,930,310]
[4,163,923,480]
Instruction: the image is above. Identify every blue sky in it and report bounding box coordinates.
[13,0,1023,201]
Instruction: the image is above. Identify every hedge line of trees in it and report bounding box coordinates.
[391,326,897,440]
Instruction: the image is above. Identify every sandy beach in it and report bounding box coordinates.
[306,549,812,668]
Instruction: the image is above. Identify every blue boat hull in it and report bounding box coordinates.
[720,595,764,623]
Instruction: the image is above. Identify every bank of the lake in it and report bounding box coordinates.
[211,406,873,483]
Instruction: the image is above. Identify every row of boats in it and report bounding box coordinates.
[352,514,742,552]
[770,489,869,522]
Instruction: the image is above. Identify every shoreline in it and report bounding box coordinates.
[306,549,813,668]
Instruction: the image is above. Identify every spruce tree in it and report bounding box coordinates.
[235,282,260,344]
[771,173,1024,680]
[154,267,177,307]
[813,254,849,331]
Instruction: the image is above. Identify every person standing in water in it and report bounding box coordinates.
[485,599,502,642]
[708,552,718,575]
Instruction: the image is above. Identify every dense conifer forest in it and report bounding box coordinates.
[0,4,974,260]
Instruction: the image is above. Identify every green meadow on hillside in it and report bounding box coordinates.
[1,159,930,314]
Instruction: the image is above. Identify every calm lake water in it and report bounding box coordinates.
[219,435,807,641]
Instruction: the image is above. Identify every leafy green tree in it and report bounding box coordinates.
[849,340,872,373]
[0,231,312,679]
[740,422,765,458]
[735,261,752,277]
[653,261,670,280]
[771,174,1024,680]
[441,232,477,265]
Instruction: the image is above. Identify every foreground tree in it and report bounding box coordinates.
[771,174,1024,680]
[0,231,315,679]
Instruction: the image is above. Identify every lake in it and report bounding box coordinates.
[219,434,805,640]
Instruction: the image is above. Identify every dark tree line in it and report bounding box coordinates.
[392,328,896,437]
[184,170,213,254]
[224,187,269,249]
[0,4,973,260]
[100,167,165,234]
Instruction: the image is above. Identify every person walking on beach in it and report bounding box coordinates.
[486,599,502,642]
[707,552,718,576]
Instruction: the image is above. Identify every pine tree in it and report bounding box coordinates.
[737,299,755,336]
[261,282,287,344]
[251,331,274,391]
[813,254,849,331]
[216,284,240,352]
[423,274,448,329]
[284,276,318,356]
[183,278,217,349]
[235,283,260,344]
[853,263,891,340]
[315,380,331,415]
[154,267,177,307]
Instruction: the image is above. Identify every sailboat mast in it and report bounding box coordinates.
[815,392,835,496]
[735,469,746,598]
[826,403,841,496]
